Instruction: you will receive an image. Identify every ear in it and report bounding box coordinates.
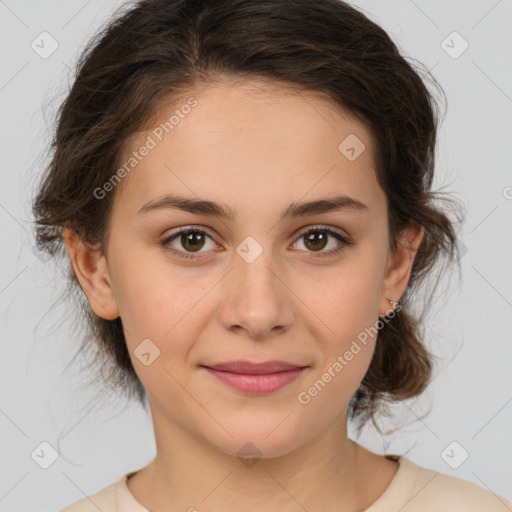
[62,227,120,320]
[379,224,424,317]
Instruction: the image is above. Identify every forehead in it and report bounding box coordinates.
[113,78,384,215]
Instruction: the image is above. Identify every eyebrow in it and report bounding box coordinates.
[137,194,369,221]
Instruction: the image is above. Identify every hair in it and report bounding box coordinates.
[33,0,464,432]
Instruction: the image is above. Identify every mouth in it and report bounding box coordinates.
[201,360,308,394]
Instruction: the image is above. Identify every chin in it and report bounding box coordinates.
[204,418,311,462]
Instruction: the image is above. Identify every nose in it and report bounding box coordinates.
[218,243,295,340]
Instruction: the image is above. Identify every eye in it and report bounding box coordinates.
[290,225,352,258]
[161,224,353,260]
[161,226,218,259]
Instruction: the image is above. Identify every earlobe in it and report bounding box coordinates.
[378,224,424,317]
[62,227,120,320]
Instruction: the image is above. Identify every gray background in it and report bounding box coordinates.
[1,0,511,510]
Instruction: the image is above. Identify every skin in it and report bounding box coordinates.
[63,78,424,511]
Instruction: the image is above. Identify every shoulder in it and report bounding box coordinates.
[59,478,121,512]
[400,457,512,511]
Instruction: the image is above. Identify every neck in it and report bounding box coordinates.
[127,401,383,512]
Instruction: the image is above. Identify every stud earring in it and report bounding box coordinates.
[379,297,400,319]
[388,297,399,310]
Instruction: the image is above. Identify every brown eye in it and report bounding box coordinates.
[291,226,352,258]
[161,227,217,259]
[303,231,329,252]
[180,231,206,252]
[161,225,352,261]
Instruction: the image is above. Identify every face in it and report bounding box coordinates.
[66,78,422,460]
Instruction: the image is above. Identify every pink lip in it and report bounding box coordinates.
[202,360,307,394]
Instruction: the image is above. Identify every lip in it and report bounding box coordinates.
[201,360,308,394]
[203,360,306,374]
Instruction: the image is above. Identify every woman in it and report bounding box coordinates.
[32,0,512,510]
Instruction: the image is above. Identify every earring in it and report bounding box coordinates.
[379,297,400,319]
[388,298,399,310]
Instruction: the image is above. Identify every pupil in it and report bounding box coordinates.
[306,232,327,251]
[183,232,204,251]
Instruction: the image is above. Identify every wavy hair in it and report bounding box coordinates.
[32,0,463,431]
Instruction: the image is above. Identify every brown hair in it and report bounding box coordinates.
[32,0,463,431]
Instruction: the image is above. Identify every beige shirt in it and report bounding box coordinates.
[60,455,512,511]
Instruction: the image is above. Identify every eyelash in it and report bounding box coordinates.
[160,224,353,260]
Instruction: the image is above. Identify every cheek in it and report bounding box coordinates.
[110,253,216,347]
[303,255,383,381]
[309,260,382,338]
[110,266,211,394]
[299,294,379,411]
